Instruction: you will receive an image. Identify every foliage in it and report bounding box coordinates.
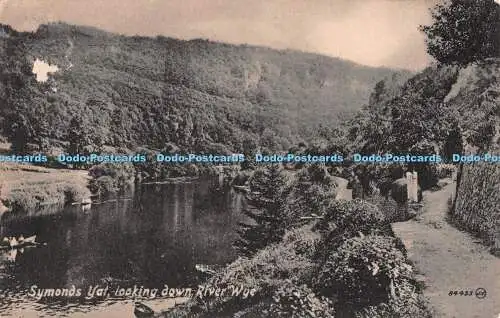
[166,229,317,318]
[166,210,426,318]
[89,175,117,197]
[3,181,90,213]
[315,235,413,308]
[313,199,388,249]
[442,123,464,162]
[344,57,499,193]
[234,165,290,256]
[452,162,500,248]
[88,162,136,195]
[353,278,432,318]
[420,0,500,65]
[67,114,93,155]
[261,281,335,318]
[0,22,402,156]
[281,224,322,259]
[349,65,460,155]
[285,164,338,222]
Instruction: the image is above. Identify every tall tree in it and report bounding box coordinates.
[420,0,500,65]
[8,112,33,154]
[285,164,337,221]
[67,114,91,154]
[234,165,289,257]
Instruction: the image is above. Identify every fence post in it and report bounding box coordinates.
[411,171,418,202]
[405,172,412,202]
[406,171,419,202]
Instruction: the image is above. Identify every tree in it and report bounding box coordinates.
[234,165,290,257]
[443,123,464,161]
[67,114,91,154]
[8,113,33,154]
[285,164,337,221]
[420,0,500,65]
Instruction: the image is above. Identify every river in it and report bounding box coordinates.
[0,178,246,317]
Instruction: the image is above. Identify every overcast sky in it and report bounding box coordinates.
[0,0,441,71]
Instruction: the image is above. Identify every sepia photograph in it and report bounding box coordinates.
[0,0,498,317]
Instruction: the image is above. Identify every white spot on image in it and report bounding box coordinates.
[32,58,59,82]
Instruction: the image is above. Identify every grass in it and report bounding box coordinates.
[0,162,91,215]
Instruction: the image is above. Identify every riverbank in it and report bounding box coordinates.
[0,163,91,216]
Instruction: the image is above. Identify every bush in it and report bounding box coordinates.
[315,235,413,308]
[415,165,439,190]
[89,175,117,197]
[436,164,456,179]
[281,224,321,259]
[166,226,319,317]
[231,170,252,186]
[63,182,89,203]
[89,162,135,195]
[313,200,388,251]
[260,281,335,318]
[354,278,432,318]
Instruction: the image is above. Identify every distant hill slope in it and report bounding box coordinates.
[348,58,499,156]
[0,22,407,153]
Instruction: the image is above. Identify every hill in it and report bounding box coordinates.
[0,22,407,154]
[348,58,499,155]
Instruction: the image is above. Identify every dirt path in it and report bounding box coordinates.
[392,180,500,318]
[333,177,352,200]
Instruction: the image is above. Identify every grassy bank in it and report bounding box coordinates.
[0,163,91,215]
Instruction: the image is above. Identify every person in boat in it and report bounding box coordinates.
[18,235,24,243]
[9,236,17,247]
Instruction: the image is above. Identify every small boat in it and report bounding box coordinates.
[0,235,40,250]
[134,301,155,318]
[232,185,249,194]
[195,264,221,276]
[21,235,37,244]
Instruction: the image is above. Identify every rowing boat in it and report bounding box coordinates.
[0,235,39,250]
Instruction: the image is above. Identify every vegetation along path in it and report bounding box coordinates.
[392,180,500,318]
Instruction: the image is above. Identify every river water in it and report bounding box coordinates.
[0,178,246,317]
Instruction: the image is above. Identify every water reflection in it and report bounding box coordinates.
[0,178,245,316]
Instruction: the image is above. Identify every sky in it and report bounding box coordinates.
[0,0,442,71]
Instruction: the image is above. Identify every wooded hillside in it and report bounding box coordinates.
[0,22,405,154]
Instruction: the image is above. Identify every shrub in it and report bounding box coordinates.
[89,175,117,197]
[281,224,321,259]
[354,279,432,318]
[231,170,252,186]
[89,162,135,195]
[260,281,335,318]
[165,226,319,317]
[285,182,337,222]
[63,182,89,203]
[436,164,456,179]
[313,200,388,251]
[315,235,413,308]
